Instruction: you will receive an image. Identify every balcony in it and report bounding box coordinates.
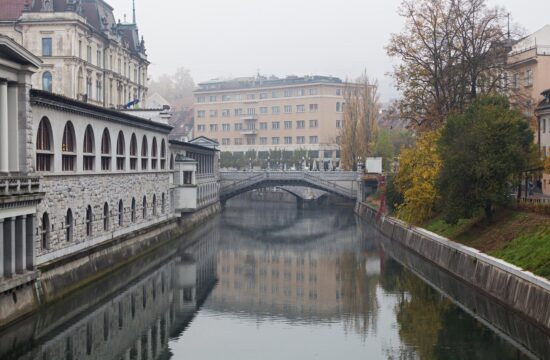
[0,176,41,196]
[241,115,258,121]
[240,130,258,136]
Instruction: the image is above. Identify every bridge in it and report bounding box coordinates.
[219,171,360,203]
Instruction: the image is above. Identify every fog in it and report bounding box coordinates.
[107,0,550,101]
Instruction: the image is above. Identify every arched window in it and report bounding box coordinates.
[36,117,53,171]
[151,137,158,169]
[86,205,93,237]
[152,194,157,216]
[116,131,125,170]
[103,202,109,231]
[161,193,165,214]
[160,139,166,169]
[169,154,174,170]
[130,133,138,170]
[141,136,148,170]
[66,209,73,242]
[118,200,124,226]
[83,125,95,171]
[101,128,111,170]
[62,122,76,171]
[142,196,147,219]
[41,212,50,249]
[42,71,52,92]
[131,198,136,223]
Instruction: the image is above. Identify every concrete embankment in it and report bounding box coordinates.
[0,202,221,329]
[355,201,550,332]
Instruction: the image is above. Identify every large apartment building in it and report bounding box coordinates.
[193,75,347,162]
[0,0,149,108]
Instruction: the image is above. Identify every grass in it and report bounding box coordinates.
[423,209,550,279]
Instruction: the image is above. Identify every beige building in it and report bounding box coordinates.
[536,90,550,194]
[0,0,148,108]
[193,75,348,164]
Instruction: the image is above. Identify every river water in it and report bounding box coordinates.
[0,197,548,360]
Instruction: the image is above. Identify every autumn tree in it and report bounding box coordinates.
[148,67,195,110]
[438,96,534,222]
[387,0,510,130]
[340,74,380,170]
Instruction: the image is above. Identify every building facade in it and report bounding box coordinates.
[193,75,347,164]
[0,0,149,108]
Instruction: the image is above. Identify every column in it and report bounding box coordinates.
[156,319,161,356]
[15,215,26,273]
[0,80,9,173]
[147,327,153,360]
[4,217,15,277]
[0,219,4,279]
[26,214,35,270]
[134,339,142,360]
[7,82,19,173]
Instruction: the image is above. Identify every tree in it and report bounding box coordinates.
[387,0,509,130]
[148,67,195,110]
[340,74,380,170]
[438,96,534,223]
[394,130,442,224]
[374,129,395,172]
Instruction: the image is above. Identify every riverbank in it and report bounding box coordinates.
[424,209,550,279]
[355,201,550,332]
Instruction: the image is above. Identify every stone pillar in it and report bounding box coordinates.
[135,339,142,360]
[4,217,15,277]
[25,214,35,270]
[7,82,19,173]
[156,319,162,356]
[147,327,153,360]
[15,215,26,273]
[0,80,9,173]
[0,219,4,279]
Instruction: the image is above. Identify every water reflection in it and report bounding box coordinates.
[0,197,547,360]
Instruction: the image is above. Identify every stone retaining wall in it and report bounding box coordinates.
[355,201,550,332]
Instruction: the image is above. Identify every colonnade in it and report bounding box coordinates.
[0,214,35,278]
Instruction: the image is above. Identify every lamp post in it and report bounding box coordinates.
[249,157,252,171]
[267,156,271,171]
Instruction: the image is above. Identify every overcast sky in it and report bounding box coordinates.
[108,0,549,102]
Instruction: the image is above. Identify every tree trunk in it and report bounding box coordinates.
[484,201,493,223]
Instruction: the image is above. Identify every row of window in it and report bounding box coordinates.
[196,87,342,103]
[36,117,171,172]
[197,102,343,118]
[509,69,533,89]
[197,119,330,132]
[40,194,166,249]
[220,136,319,146]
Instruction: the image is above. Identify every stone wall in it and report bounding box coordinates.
[355,201,550,332]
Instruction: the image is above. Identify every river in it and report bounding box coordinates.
[0,197,548,359]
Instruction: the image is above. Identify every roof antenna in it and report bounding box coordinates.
[132,0,136,24]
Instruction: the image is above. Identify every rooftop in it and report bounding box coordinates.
[196,75,343,92]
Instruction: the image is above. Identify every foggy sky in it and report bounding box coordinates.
[108,0,549,102]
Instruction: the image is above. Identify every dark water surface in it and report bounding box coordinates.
[1,198,548,360]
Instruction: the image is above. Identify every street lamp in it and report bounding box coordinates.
[267,156,271,170]
[249,157,252,171]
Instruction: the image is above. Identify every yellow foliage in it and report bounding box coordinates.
[545,156,550,174]
[394,130,442,224]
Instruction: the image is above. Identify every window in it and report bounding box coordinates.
[543,118,547,133]
[131,198,136,222]
[309,104,318,112]
[246,122,256,130]
[309,88,318,95]
[525,69,533,87]
[83,125,95,171]
[309,120,318,128]
[260,107,268,114]
[284,105,292,113]
[78,40,82,58]
[272,106,280,114]
[103,203,109,231]
[130,134,138,170]
[222,109,231,117]
[96,79,102,101]
[296,120,305,129]
[260,92,268,99]
[222,95,231,101]
[62,122,76,171]
[247,137,255,145]
[284,136,292,144]
[209,95,217,102]
[66,209,73,242]
[296,105,305,113]
[152,195,157,216]
[87,45,92,62]
[141,136,148,169]
[36,117,53,171]
[97,50,102,67]
[116,131,125,170]
[234,108,243,116]
[197,124,205,132]
[260,137,267,145]
[160,139,166,169]
[170,154,174,170]
[234,123,242,131]
[86,205,93,237]
[42,71,53,92]
[118,200,124,226]
[197,110,205,118]
[209,110,218,117]
[162,193,166,213]
[101,129,111,170]
[272,121,280,129]
[196,96,205,103]
[284,121,292,129]
[151,137,158,169]
[260,122,268,130]
[42,38,52,57]
[142,196,147,218]
[284,89,292,97]
[222,123,231,131]
[296,89,305,96]
[512,74,518,89]
[309,136,318,144]
[336,88,342,96]
[183,171,193,184]
[234,138,243,145]
[336,102,341,112]
[336,120,342,128]
[272,137,280,145]
[41,213,50,250]
[297,136,305,144]
[222,138,230,145]
[247,108,256,115]
[210,124,218,132]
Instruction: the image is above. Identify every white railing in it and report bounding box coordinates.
[0,176,41,196]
